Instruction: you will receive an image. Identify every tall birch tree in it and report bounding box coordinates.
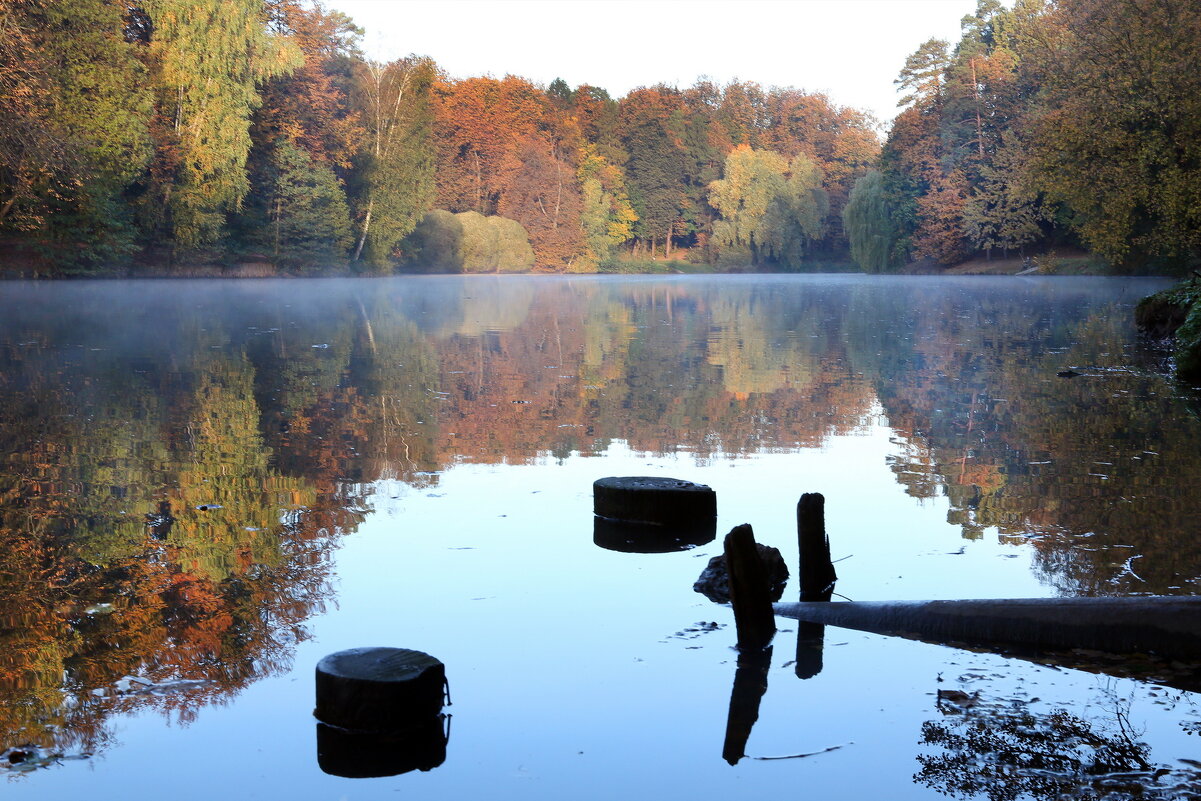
[351,56,436,270]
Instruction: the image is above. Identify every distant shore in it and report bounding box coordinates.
[0,245,1149,280]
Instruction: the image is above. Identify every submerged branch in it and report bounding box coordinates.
[752,742,852,761]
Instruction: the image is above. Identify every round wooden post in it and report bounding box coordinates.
[797,493,837,601]
[724,524,776,651]
[315,647,446,732]
[593,476,716,526]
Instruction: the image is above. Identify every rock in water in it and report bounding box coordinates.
[694,544,789,604]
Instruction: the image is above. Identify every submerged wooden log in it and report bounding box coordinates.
[593,476,716,527]
[725,524,777,651]
[315,647,447,732]
[773,596,1201,662]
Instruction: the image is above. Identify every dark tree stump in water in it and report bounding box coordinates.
[725,524,777,652]
[797,492,837,602]
[315,647,446,732]
[593,476,716,526]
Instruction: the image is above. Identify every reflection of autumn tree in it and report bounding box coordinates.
[169,355,295,580]
[0,345,161,752]
[445,280,536,338]
[428,281,874,464]
[980,312,1201,595]
[916,688,1201,801]
[0,296,364,759]
[581,295,637,388]
[706,292,827,396]
[343,296,442,482]
[434,285,592,463]
[852,281,1201,594]
[5,277,1200,766]
[245,289,443,490]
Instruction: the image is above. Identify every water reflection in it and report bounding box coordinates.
[722,646,772,765]
[0,275,1197,773]
[793,622,826,680]
[315,716,449,779]
[592,517,717,553]
[915,678,1201,800]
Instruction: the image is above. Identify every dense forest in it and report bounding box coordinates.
[0,0,1197,275]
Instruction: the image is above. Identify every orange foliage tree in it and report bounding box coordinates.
[432,75,583,269]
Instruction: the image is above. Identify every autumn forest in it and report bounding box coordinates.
[1,0,1199,276]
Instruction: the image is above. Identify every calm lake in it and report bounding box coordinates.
[2,275,1199,800]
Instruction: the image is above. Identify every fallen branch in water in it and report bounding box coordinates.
[774,596,1201,662]
[752,742,852,761]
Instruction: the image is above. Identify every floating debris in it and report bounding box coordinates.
[667,621,724,641]
[0,745,90,773]
[752,743,851,761]
[111,675,214,697]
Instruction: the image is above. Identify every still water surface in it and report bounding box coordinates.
[1,275,1199,799]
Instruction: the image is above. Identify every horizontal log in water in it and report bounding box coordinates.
[773,596,1201,662]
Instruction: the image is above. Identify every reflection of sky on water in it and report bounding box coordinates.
[3,275,1200,799]
[12,442,1197,800]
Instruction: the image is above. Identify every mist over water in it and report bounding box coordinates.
[1,275,1198,800]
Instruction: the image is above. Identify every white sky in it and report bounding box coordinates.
[325,0,980,128]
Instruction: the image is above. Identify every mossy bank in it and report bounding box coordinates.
[1136,276,1201,382]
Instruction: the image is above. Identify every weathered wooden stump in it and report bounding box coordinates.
[797,492,836,601]
[593,476,716,527]
[315,647,447,732]
[794,492,835,678]
[725,524,777,652]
